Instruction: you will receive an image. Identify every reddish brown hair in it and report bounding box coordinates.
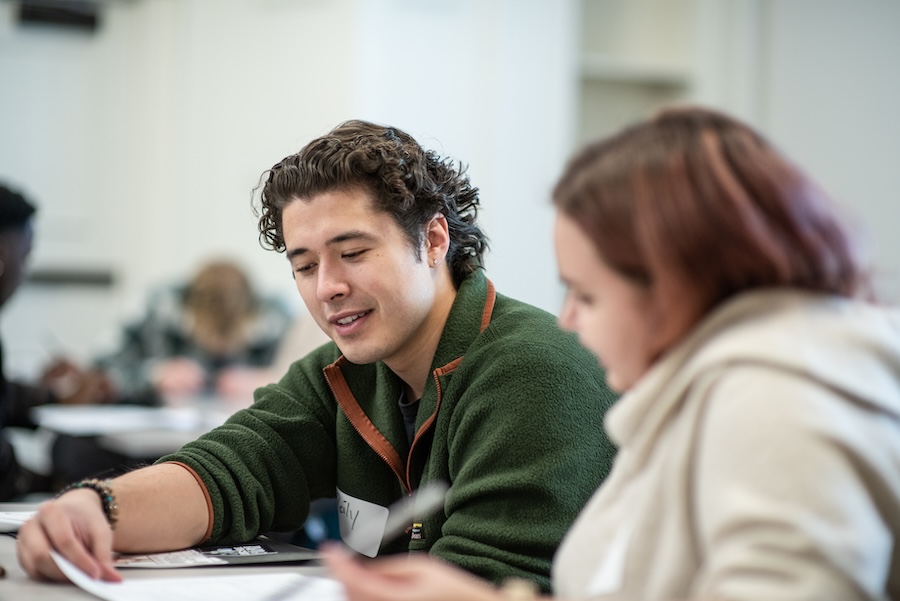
[553,106,869,312]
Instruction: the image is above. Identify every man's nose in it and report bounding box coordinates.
[316,261,350,302]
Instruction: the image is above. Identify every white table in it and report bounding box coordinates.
[30,398,234,459]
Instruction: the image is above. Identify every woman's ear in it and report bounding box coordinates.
[645,279,705,361]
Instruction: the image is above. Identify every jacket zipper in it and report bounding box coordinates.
[324,362,409,493]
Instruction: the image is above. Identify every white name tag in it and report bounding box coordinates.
[336,487,390,558]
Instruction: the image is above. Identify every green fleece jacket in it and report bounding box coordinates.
[160,270,618,591]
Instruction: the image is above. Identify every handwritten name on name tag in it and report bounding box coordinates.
[336,487,389,558]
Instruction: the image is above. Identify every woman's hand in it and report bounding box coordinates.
[322,544,502,601]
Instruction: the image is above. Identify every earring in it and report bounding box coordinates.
[432,258,438,266]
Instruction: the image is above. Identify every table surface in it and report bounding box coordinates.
[30,397,236,459]
[0,504,327,601]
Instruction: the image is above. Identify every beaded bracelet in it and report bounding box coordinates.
[55,478,119,530]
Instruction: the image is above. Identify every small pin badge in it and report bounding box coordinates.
[410,522,424,540]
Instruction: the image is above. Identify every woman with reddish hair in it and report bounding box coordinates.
[324,107,900,601]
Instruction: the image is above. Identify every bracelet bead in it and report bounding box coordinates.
[55,478,119,530]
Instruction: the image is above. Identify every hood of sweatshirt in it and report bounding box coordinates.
[607,289,900,446]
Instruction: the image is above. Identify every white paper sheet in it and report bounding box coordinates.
[50,550,346,601]
[0,510,36,532]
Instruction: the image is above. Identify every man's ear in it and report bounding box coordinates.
[424,213,450,262]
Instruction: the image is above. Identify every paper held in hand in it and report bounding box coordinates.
[51,550,346,601]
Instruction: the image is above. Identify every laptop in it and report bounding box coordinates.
[115,536,320,568]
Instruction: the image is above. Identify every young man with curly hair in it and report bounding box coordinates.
[18,121,618,592]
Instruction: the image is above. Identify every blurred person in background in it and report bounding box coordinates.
[0,184,112,500]
[50,259,302,484]
[96,259,295,407]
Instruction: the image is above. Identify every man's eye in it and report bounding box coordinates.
[295,263,316,274]
[343,250,367,259]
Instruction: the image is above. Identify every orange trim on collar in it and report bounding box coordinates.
[406,356,464,487]
[324,361,406,486]
[480,279,496,333]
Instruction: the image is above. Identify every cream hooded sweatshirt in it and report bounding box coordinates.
[553,289,900,601]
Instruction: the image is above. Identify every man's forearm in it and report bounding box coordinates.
[110,462,210,553]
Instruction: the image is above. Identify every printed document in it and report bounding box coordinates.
[51,550,346,601]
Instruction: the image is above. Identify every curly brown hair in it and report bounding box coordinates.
[254,120,488,288]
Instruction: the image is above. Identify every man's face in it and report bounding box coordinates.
[283,188,441,372]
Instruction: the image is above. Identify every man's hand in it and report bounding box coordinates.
[16,489,121,582]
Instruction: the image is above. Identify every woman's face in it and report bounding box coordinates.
[554,212,663,392]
